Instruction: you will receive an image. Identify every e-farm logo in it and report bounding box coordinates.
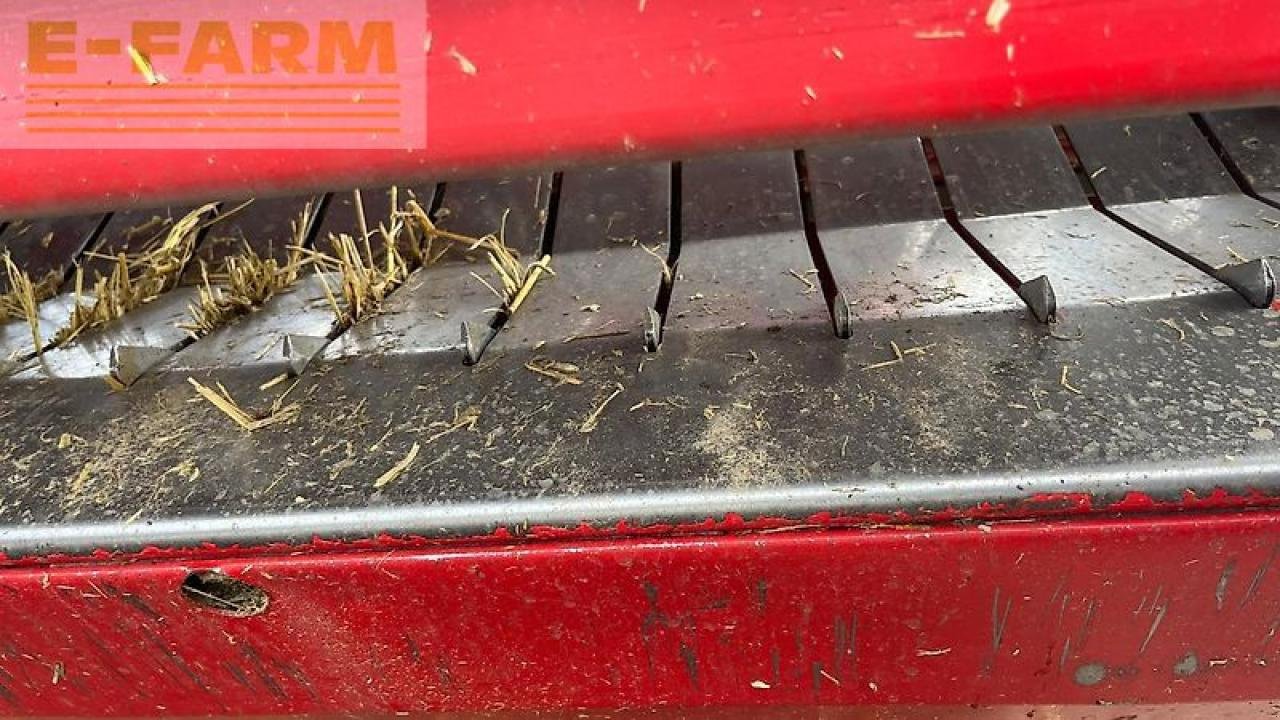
[7,0,426,149]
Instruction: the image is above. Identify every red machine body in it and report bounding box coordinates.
[1,0,1279,215]
[6,510,1280,716]
[2,2,1280,719]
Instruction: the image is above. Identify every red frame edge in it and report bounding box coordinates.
[2,0,1279,216]
[2,510,1278,715]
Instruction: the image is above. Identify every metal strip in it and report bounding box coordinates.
[1199,108,1280,203]
[321,175,552,364]
[1,455,1277,558]
[806,139,1015,323]
[667,150,828,334]
[487,163,670,353]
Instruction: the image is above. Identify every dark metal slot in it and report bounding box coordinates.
[463,172,565,364]
[536,173,563,258]
[1189,113,1280,212]
[1054,125,1275,308]
[427,184,449,234]
[60,213,114,290]
[793,150,850,339]
[921,137,1056,323]
[644,162,682,351]
[303,194,335,250]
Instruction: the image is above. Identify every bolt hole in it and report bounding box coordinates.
[180,571,269,617]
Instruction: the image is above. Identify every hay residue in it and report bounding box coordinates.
[182,244,305,337]
[2,252,57,353]
[187,377,300,432]
[405,201,552,314]
[695,400,780,488]
[57,204,218,345]
[182,200,313,338]
[373,442,420,488]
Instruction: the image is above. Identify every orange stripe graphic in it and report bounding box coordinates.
[25,98,401,105]
[25,83,402,91]
[26,127,403,133]
[26,111,401,119]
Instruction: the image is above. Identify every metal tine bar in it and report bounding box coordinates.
[920,137,1057,323]
[793,150,851,338]
[63,214,113,289]
[462,172,564,365]
[310,184,447,365]
[1190,113,1280,212]
[1054,125,1275,309]
[644,162,682,351]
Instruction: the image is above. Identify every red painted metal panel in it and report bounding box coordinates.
[2,511,1278,716]
[1,0,1279,216]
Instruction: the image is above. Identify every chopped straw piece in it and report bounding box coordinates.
[127,44,167,85]
[182,203,314,337]
[524,358,583,386]
[297,191,553,332]
[405,201,553,313]
[373,442,421,489]
[187,377,300,432]
[580,383,625,434]
[298,190,416,326]
[306,231,410,325]
[183,245,305,337]
[1,253,54,352]
[57,204,218,345]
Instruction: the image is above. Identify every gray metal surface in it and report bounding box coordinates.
[163,272,340,372]
[487,164,670,353]
[0,213,106,294]
[937,128,1229,305]
[9,287,199,382]
[668,150,828,334]
[807,139,1016,321]
[1065,115,1239,203]
[3,113,1280,559]
[1064,116,1280,266]
[2,293,1279,557]
[1200,108,1280,201]
[322,175,552,362]
[934,128,1085,218]
[0,293,79,368]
